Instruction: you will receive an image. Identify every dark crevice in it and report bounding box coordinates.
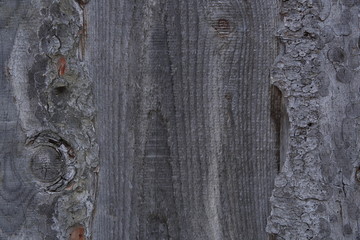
[269,233,278,240]
[270,85,282,172]
[54,86,67,95]
[270,85,289,173]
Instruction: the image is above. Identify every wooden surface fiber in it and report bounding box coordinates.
[6,1,360,239]
[87,0,279,239]
[0,1,38,237]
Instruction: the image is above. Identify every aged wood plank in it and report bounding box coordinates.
[0,1,32,236]
[6,0,360,239]
[88,0,279,239]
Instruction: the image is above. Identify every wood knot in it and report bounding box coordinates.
[31,146,65,182]
[27,131,77,191]
[224,93,232,101]
[215,19,231,37]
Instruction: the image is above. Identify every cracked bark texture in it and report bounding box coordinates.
[0,0,98,239]
[267,0,360,239]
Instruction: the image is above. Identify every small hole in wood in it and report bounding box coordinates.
[224,93,232,101]
[54,86,67,95]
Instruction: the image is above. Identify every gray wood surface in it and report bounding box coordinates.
[7,0,358,240]
[87,0,279,239]
[0,1,32,236]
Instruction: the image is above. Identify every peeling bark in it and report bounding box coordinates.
[0,0,98,239]
[267,0,360,239]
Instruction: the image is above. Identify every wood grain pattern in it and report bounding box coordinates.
[6,1,360,239]
[140,111,178,239]
[88,0,279,239]
[0,1,36,236]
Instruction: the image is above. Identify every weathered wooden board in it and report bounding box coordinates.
[87,0,279,239]
[6,0,360,239]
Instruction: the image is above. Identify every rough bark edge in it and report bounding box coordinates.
[8,0,98,239]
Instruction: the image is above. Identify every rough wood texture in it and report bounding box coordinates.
[87,0,279,239]
[267,0,360,239]
[0,0,98,239]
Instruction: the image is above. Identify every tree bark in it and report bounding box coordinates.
[0,0,97,239]
[267,0,360,240]
[4,0,358,240]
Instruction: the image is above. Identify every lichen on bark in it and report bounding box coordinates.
[6,0,98,239]
[267,0,360,239]
[267,0,330,239]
